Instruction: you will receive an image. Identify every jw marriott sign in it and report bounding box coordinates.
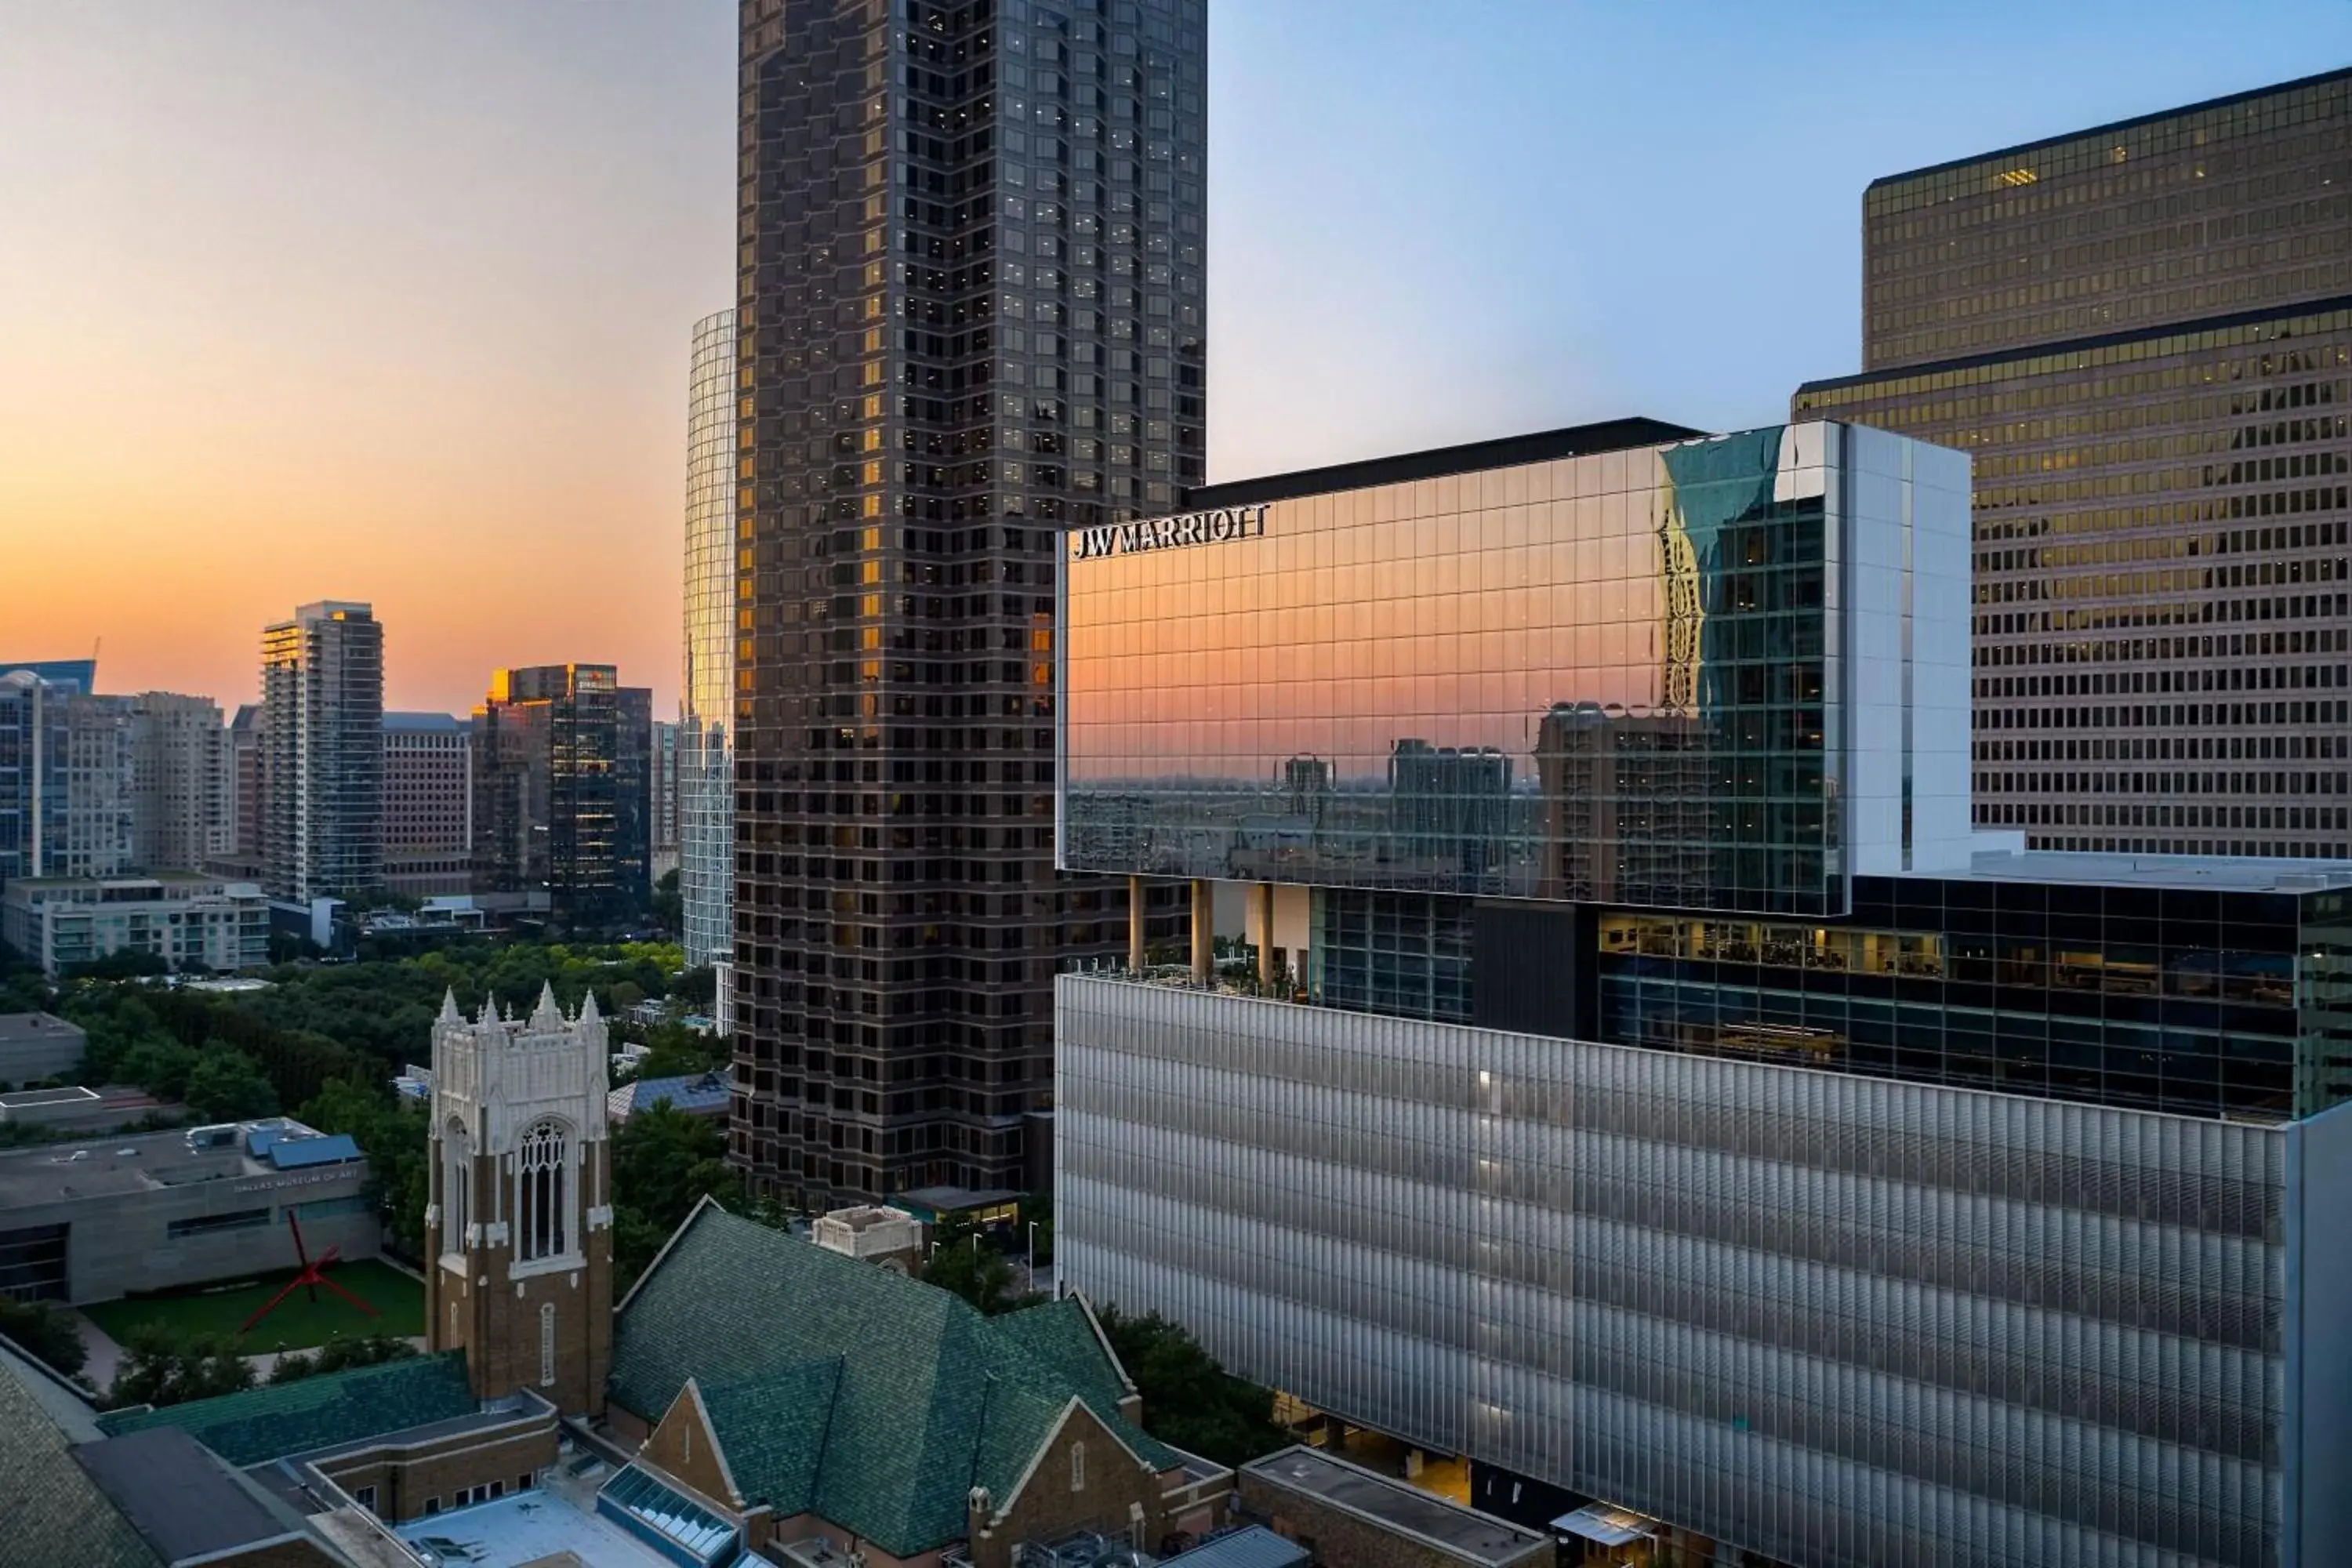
[1069,503,1269,561]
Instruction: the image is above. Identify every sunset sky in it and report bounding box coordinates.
[2,2,2342,716]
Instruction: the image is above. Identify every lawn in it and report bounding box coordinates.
[83,1258,426,1352]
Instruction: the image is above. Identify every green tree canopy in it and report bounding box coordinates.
[610,1102,739,1291]
[0,1298,89,1382]
[184,1050,279,1122]
[922,1220,1029,1316]
[107,1327,255,1410]
[1094,1305,1288,1468]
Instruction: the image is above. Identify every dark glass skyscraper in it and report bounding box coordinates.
[472,664,623,931]
[1797,68,2352,861]
[733,0,1207,1203]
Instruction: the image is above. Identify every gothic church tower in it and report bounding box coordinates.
[426,983,614,1416]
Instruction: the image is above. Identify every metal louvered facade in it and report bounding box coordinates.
[1055,975,2352,1568]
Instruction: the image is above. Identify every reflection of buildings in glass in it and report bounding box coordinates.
[1282,756,1331,826]
[1057,414,2352,1568]
[679,308,735,970]
[1534,702,1715,904]
[1797,69,2352,862]
[1385,740,1512,887]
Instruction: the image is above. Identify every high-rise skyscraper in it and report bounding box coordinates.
[615,684,655,918]
[681,308,737,976]
[0,659,131,886]
[212,702,266,881]
[383,712,473,897]
[1795,67,2352,859]
[732,0,1208,1203]
[260,602,385,900]
[471,664,624,931]
[126,692,229,874]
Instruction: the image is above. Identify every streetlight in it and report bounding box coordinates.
[1027,1220,1037,1281]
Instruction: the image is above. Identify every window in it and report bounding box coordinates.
[167,1207,272,1240]
[540,1301,557,1386]
[443,1120,471,1252]
[1071,1442,1085,1492]
[423,1498,441,1516]
[354,1485,377,1514]
[515,1120,570,1263]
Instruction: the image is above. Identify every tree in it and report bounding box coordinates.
[923,1218,1029,1316]
[620,1022,727,1083]
[184,1050,279,1121]
[270,1330,417,1385]
[0,1298,89,1381]
[610,1102,739,1291]
[107,1326,255,1410]
[118,1036,201,1101]
[673,965,717,1010]
[1094,1305,1288,1468]
[651,869,683,939]
[1022,1190,1054,1268]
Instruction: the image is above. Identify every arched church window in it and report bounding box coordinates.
[443,1120,472,1254]
[516,1120,570,1262]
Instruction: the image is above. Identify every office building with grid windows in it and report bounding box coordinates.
[1795,68,2352,862]
[259,601,384,901]
[683,308,738,975]
[731,0,1206,1207]
[1053,419,2352,1568]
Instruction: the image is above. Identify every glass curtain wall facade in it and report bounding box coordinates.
[683,308,738,970]
[259,602,384,901]
[470,665,622,930]
[733,0,1207,1204]
[1861,67,2350,371]
[1057,977,2352,1568]
[1061,421,1974,919]
[1800,71,2352,862]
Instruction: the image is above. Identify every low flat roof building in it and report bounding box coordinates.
[1,873,269,977]
[0,1116,374,1304]
[1238,1448,1551,1568]
[0,1011,85,1085]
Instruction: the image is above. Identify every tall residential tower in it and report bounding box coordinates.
[260,602,385,900]
[1796,68,2352,859]
[731,0,1207,1203]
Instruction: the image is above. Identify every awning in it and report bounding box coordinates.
[1550,1504,1653,1546]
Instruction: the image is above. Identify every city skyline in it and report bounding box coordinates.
[2,4,2347,717]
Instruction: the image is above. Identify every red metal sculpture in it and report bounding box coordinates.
[238,1211,379,1334]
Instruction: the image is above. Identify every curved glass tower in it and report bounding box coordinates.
[681,310,737,978]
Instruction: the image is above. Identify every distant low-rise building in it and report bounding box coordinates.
[0,1117,373,1305]
[0,873,268,976]
[604,1069,729,1125]
[0,1012,86,1084]
[1237,1449,1553,1568]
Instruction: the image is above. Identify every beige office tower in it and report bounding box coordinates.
[127,693,229,873]
[1797,68,2352,858]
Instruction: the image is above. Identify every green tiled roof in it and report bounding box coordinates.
[95,1349,477,1466]
[0,1346,160,1568]
[614,1203,1181,1557]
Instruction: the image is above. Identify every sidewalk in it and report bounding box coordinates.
[67,1308,125,1392]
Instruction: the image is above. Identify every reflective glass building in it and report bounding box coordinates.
[682,308,736,973]
[732,0,1207,1205]
[1798,70,2352,862]
[1054,420,2352,1568]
